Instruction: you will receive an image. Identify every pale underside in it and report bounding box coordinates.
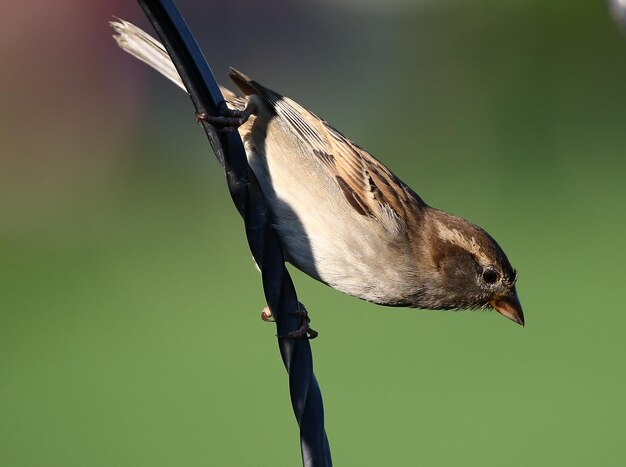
[232,90,426,305]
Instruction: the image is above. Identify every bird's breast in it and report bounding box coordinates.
[239,114,419,305]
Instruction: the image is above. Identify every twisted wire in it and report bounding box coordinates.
[135,1,332,464]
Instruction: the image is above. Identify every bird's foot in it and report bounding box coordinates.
[280,302,318,340]
[196,101,253,132]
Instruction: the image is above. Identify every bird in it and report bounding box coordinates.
[111,19,524,330]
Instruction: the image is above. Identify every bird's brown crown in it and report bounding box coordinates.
[413,209,518,314]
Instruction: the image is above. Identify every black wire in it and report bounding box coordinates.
[135,1,332,465]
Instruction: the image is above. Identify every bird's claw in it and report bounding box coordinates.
[261,306,275,322]
[195,101,251,132]
[279,303,318,340]
[261,302,318,339]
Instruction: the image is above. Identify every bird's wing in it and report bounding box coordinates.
[229,68,426,232]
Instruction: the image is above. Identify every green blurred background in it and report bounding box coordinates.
[2,1,626,465]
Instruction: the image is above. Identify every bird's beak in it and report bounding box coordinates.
[490,288,524,326]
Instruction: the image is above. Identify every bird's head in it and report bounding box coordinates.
[418,209,524,326]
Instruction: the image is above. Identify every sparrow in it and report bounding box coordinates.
[111,20,524,327]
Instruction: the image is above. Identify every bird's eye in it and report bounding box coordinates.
[482,268,499,284]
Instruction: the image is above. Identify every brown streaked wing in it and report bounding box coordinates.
[250,82,426,228]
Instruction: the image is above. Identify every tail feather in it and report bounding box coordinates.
[110,19,242,106]
[111,19,186,91]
